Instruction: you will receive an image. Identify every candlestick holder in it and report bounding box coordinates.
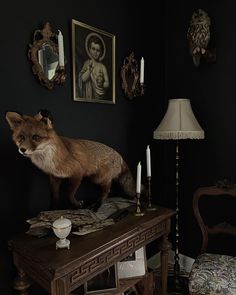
[28,22,67,90]
[140,82,145,96]
[134,193,144,216]
[146,176,157,211]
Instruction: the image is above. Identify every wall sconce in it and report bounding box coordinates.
[120,52,145,99]
[28,22,66,90]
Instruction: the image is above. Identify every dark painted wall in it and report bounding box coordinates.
[0,1,165,294]
[164,0,236,259]
[2,0,236,293]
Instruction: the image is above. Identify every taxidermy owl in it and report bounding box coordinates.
[187,9,211,67]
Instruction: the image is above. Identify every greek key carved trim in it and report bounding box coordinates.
[68,221,167,289]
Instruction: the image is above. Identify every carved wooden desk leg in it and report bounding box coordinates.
[13,268,31,295]
[51,277,69,295]
[158,235,172,295]
[136,272,154,295]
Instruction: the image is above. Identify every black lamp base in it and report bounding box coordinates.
[167,275,189,295]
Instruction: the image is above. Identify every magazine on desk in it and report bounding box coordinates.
[26,198,135,237]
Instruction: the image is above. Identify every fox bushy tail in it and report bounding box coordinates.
[117,162,136,198]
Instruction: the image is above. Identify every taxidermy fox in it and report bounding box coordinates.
[5,110,136,209]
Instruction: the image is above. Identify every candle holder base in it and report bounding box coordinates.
[146,206,157,211]
[134,193,145,216]
[134,203,145,216]
[134,212,144,216]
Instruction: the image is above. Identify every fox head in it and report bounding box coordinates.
[5,110,54,157]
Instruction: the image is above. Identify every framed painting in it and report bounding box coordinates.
[117,246,147,279]
[72,19,116,104]
[84,265,118,294]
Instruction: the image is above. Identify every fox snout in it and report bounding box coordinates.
[19,147,27,155]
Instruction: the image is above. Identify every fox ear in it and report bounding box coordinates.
[35,109,53,129]
[5,111,24,130]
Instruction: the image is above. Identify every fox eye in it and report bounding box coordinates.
[32,135,42,142]
[17,134,25,142]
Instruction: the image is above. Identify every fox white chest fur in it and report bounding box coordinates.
[30,144,68,178]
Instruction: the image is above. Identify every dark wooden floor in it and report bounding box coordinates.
[154,267,189,295]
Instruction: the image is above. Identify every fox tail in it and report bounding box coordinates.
[117,162,137,198]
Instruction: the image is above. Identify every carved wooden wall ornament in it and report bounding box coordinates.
[121,52,144,99]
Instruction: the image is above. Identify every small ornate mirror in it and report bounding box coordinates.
[120,52,144,99]
[28,22,66,90]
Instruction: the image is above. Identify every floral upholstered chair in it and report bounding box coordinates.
[188,186,236,295]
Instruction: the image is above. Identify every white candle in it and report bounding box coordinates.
[146,145,151,177]
[58,30,65,67]
[136,162,142,193]
[140,57,144,84]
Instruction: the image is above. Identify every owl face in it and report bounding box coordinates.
[190,9,210,27]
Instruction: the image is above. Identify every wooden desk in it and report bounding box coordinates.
[10,206,175,295]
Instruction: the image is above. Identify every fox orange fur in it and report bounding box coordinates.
[6,110,136,209]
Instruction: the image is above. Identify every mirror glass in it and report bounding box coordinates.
[28,22,66,89]
[38,43,59,80]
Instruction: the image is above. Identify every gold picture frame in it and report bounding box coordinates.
[72,19,116,104]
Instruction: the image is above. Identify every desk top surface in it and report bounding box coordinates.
[10,205,175,280]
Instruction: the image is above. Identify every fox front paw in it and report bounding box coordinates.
[77,200,84,208]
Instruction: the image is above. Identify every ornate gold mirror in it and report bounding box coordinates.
[28,22,66,90]
[120,52,144,99]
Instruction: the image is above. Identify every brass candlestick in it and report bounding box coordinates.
[140,82,145,96]
[146,176,157,211]
[134,193,144,216]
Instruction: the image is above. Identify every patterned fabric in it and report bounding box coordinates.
[189,253,236,295]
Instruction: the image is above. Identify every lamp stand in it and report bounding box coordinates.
[167,140,189,294]
[175,140,180,276]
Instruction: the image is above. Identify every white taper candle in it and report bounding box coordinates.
[140,57,144,84]
[146,145,151,177]
[58,30,65,67]
[136,162,142,193]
